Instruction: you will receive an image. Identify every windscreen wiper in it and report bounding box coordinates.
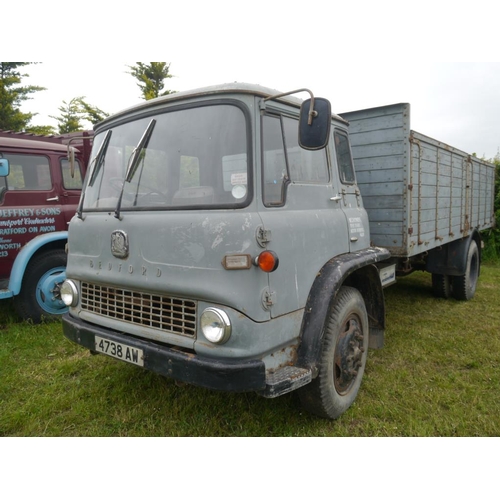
[77,129,112,219]
[114,119,156,219]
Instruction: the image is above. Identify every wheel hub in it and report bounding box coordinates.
[334,316,365,395]
[35,267,67,313]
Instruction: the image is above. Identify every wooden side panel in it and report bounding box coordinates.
[340,104,410,255]
[340,104,495,258]
[409,132,495,254]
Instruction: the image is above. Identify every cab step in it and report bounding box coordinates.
[262,366,312,398]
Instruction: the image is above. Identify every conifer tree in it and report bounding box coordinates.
[51,97,109,133]
[76,98,109,125]
[51,97,83,134]
[0,62,46,131]
[128,62,174,100]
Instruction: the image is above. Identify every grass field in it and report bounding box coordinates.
[1,264,499,437]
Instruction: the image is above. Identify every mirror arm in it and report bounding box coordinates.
[307,98,318,125]
[261,88,317,124]
[66,134,92,178]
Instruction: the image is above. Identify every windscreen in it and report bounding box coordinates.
[82,103,249,211]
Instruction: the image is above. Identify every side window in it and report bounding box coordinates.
[262,114,287,206]
[262,114,330,207]
[335,131,356,184]
[283,116,329,183]
[61,158,83,189]
[5,154,52,190]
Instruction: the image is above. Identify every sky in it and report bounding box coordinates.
[7,0,499,162]
[19,61,500,160]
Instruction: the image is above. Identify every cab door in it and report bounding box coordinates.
[0,151,65,278]
[332,129,370,252]
[257,110,350,319]
[59,156,84,225]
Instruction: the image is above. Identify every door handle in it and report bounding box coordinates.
[46,196,59,202]
[330,195,342,202]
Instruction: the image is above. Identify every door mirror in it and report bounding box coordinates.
[299,97,331,150]
[0,158,10,177]
[67,146,76,178]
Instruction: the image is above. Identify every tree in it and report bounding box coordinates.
[50,96,109,134]
[128,62,175,100]
[0,62,46,131]
[51,97,84,134]
[77,98,109,125]
[27,124,57,136]
[482,152,500,262]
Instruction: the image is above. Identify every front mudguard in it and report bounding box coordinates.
[0,232,68,298]
[297,247,390,375]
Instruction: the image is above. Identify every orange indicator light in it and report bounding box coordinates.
[257,250,279,273]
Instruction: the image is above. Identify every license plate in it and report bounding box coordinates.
[95,336,144,366]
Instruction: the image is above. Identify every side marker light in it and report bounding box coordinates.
[255,250,279,273]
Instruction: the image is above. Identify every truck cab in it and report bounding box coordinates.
[61,84,391,419]
[0,130,92,322]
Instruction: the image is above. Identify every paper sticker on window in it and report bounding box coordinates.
[231,173,247,186]
[231,184,247,199]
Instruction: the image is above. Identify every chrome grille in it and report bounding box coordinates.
[81,282,197,337]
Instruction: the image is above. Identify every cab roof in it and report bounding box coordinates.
[0,130,92,154]
[0,135,70,153]
[98,82,347,127]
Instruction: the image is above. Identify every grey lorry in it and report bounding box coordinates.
[60,83,495,419]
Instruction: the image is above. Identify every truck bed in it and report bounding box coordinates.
[340,103,496,258]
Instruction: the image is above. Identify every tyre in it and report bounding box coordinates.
[298,286,369,420]
[452,239,479,301]
[14,249,68,323]
[432,273,451,299]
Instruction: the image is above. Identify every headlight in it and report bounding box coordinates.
[200,307,231,344]
[60,280,79,307]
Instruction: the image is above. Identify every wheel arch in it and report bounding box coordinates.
[426,230,482,277]
[343,266,386,348]
[7,232,68,296]
[297,247,390,375]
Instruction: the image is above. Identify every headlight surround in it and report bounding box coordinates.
[60,280,79,307]
[200,307,231,344]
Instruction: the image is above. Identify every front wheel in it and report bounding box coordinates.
[298,286,369,420]
[14,249,68,323]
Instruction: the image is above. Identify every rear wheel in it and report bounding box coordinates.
[432,273,451,299]
[452,240,479,301]
[298,286,369,420]
[14,249,68,323]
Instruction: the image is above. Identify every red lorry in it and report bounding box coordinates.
[0,130,92,322]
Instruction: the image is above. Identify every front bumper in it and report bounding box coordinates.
[62,313,267,393]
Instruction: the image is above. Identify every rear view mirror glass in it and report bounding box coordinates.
[0,158,10,177]
[299,98,331,150]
